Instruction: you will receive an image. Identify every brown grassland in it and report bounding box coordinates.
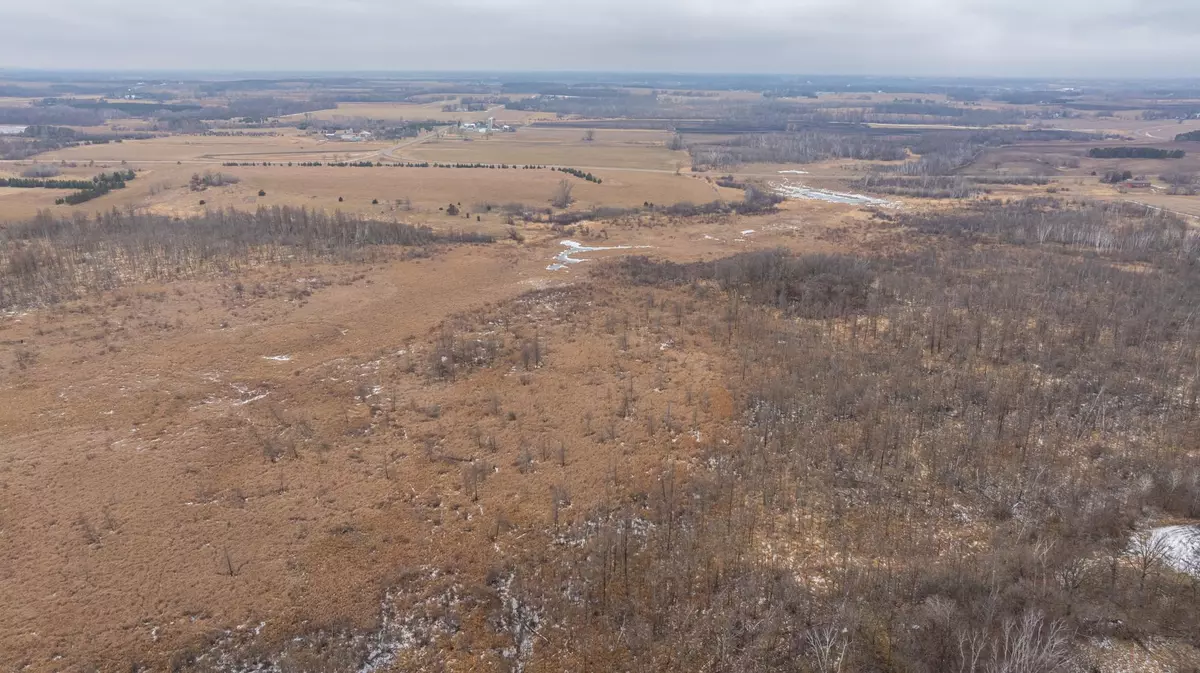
[2,78,1200,673]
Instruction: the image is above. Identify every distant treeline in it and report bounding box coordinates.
[995,90,1078,105]
[506,92,663,118]
[1176,130,1200,142]
[0,125,156,160]
[0,105,111,127]
[40,98,203,114]
[762,88,819,99]
[691,128,1103,174]
[691,131,909,169]
[502,84,629,98]
[869,101,1026,125]
[32,96,337,123]
[512,93,1028,128]
[1089,147,1185,159]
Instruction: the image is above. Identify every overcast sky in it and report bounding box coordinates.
[2,0,1198,77]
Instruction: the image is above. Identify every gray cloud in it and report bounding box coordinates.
[2,0,1199,76]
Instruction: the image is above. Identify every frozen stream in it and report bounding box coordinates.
[547,240,650,271]
[771,181,898,208]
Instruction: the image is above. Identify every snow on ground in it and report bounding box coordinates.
[771,181,899,208]
[778,170,809,174]
[1145,525,1200,577]
[191,567,467,673]
[262,355,292,362]
[547,240,651,272]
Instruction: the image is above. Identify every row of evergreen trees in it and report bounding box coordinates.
[0,169,136,206]
[52,170,136,206]
[0,176,105,190]
[556,167,603,183]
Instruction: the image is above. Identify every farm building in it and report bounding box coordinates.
[324,129,372,142]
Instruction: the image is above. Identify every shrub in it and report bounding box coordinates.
[20,164,61,178]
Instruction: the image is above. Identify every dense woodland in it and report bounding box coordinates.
[0,207,492,309]
[690,131,909,168]
[504,199,1200,672]
[1088,147,1185,160]
[688,129,1096,172]
[508,91,1029,129]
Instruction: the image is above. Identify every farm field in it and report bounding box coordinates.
[25,131,394,164]
[0,164,733,224]
[287,101,555,125]
[403,128,688,170]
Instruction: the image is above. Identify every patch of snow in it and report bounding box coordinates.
[262,355,291,362]
[230,383,270,406]
[494,573,542,673]
[1137,525,1200,577]
[189,567,464,673]
[778,169,809,174]
[741,229,756,235]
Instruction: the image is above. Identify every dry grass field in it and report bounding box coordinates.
[0,164,734,224]
[3,76,1200,673]
[0,204,843,670]
[27,130,392,164]
[0,125,715,222]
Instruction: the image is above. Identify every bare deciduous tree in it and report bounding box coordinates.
[550,179,574,209]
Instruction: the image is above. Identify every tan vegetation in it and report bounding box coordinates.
[1,73,1199,673]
